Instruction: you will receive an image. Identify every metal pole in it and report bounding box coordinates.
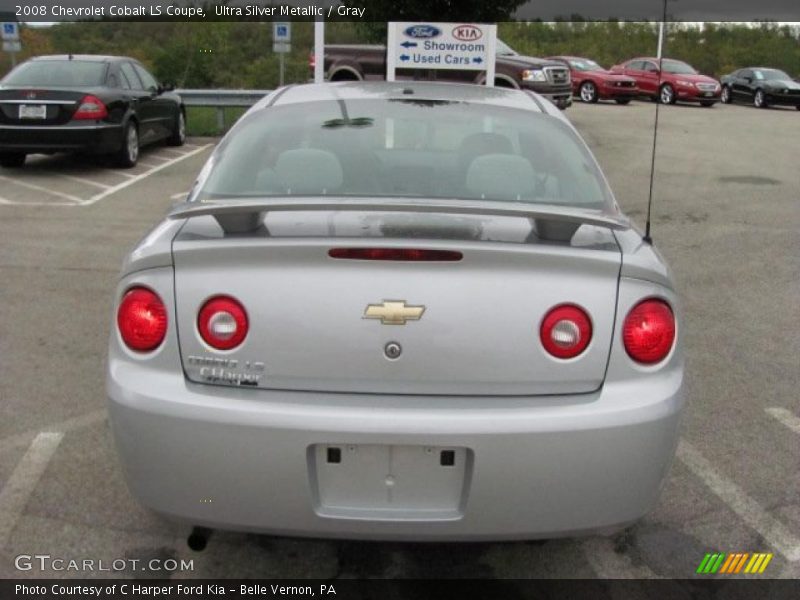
[314,19,324,83]
[279,52,284,87]
[485,25,497,87]
[216,107,224,133]
[657,21,664,59]
[10,52,16,68]
[386,23,396,82]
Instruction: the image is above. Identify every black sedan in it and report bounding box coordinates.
[720,67,800,110]
[0,55,185,168]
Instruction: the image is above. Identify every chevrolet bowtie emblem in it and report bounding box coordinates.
[364,301,425,325]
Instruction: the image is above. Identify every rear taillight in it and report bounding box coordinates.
[540,304,592,359]
[328,248,463,261]
[198,296,248,350]
[117,287,167,352]
[73,95,108,120]
[623,299,676,364]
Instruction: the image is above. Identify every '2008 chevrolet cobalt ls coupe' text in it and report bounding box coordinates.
[107,82,684,541]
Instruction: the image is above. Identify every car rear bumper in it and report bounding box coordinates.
[107,361,684,541]
[0,123,123,154]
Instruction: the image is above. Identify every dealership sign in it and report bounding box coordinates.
[387,22,497,85]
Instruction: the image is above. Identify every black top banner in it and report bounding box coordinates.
[0,0,798,23]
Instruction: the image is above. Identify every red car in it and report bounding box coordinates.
[610,57,721,106]
[548,56,638,104]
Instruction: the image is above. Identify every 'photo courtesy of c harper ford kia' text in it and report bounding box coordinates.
[0,0,798,597]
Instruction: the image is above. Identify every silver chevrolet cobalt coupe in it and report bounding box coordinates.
[108,82,683,542]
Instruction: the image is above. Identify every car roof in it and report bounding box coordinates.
[630,57,688,63]
[268,81,554,115]
[29,55,133,63]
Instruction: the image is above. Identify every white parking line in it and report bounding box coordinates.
[59,174,111,190]
[81,143,211,206]
[765,408,800,435]
[582,537,659,579]
[677,440,800,561]
[161,148,189,156]
[0,432,64,548]
[144,153,174,162]
[0,410,105,455]
[0,174,83,204]
[0,144,210,207]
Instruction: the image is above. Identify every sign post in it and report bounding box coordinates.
[272,21,291,87]
[2,22,20,68]
[387,22,497,86]
[314,19,324,83]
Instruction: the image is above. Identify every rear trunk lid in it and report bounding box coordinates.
[172,213,621,396]
[0,87,89,126]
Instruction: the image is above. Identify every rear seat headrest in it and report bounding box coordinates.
[466,154,536,202]
[275,149,344,195]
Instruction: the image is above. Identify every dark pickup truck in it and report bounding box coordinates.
[314,39,573,109]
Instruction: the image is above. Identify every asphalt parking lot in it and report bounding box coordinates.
[0,99,798,581]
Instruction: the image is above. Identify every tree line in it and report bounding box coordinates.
[2,21,798,87]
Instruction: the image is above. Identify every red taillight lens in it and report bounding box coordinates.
[198,296,248,350]
[73,95,108,120]
[540,304,592,359]
[117,287,167,352]
[623,299,676,364]
[328,248,463,261]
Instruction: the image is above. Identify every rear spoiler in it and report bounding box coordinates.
[169,198,630,241]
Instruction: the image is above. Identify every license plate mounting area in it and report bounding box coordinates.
[309,444,472,520]
[19,104,47,119]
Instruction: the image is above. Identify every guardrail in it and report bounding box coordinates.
[176,89,273,133]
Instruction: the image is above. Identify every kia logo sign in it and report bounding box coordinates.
[452,25,483,42]
[404,25,441,39]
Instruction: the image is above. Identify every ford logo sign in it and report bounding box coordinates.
[404,25,441,39]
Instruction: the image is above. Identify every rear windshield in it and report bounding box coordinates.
[2,61,107,87]
[198,98,613,210]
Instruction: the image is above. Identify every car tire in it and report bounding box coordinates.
[0,152,26,168]
[167,110,186,147]
[116,121,139,168]
[720,85,732,104]
[754,89,767,109]
[659,84,676,105]
[579,81,598,103]
[615,98,631,105]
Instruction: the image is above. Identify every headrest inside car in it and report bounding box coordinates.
[466,154,537,202]
[275,149,344,195]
